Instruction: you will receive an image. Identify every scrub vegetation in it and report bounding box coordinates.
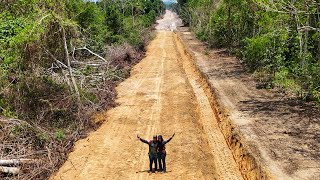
[177,0,320,102]
[0,0,164,179]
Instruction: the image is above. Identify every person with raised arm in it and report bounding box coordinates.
[157,133,175,173]
[137,135,159,173]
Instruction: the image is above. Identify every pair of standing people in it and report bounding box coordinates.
[137,133,175,173]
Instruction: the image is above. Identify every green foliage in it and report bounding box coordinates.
[55,129,65,141]
[0,0,164,117]
[0,95,18,118]
[273,68,301,94]
[0,1,164,178]
[66,0,110,51]
[11,125,23,135]
[0,14,30,64]
[0,0,164,70]
[3,75,80,131]
[243,30,288,72]
[207,7,229,47]
[2,107,18,118]
[81,90,98,103]
[36,132,50,144]
[179,0,320,103]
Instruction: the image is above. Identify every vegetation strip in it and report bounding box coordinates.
[0,0,164,179]
[176,0,320,103]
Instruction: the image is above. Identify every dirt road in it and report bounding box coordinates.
[51,11,243,180]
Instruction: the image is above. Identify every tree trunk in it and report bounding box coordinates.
[303,6,309,67]
[0,166,19,175]
[132,4,135,25]
[317,4,320,61]
[62,27,80,97]
[227,6,232,46]
[0,159,34,166]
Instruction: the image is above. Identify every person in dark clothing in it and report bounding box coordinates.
[157,133,175,173]
[137,135,159,173]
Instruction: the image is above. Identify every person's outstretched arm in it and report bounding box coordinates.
[137,135,149,144]
[164,133,175,144]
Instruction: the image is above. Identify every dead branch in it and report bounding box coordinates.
[0,166,20,175]
[43,47,73,92]
[75,47,107,62]
[298,26,320,32]
[43,47,68,69]
[0,117,48,134]
[0,159,36,166]
[71,61,108,66]
[0,118,33,127]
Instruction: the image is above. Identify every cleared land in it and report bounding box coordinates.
[52,10,320,180]
[51,11,243,180]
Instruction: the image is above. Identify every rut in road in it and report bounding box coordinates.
[51,31,243,180]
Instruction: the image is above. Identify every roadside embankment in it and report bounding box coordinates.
[174,31,273,179]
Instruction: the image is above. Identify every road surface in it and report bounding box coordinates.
[51,10,243,180]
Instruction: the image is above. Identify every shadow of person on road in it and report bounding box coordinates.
[136,169,172,173]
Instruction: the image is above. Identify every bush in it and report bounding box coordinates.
[179,0,320,103]
[243,30,288,73]
[0,0,164,179]
[273,68,301,93]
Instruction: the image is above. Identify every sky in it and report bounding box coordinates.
[163,0,177,3]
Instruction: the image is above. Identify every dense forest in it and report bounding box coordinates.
[0,0,164,179]
[178,0,320,102]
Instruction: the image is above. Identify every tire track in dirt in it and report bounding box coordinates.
[173,33,243,179]
[136,35,166,180]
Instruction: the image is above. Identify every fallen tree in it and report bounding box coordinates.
[0,159,36,166]
[0,166,20,175]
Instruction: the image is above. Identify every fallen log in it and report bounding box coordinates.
[0,159,35,166]
[0,166,20,175]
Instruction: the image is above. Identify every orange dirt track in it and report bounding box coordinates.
[51,12,243,180]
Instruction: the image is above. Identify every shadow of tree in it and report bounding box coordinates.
[239,97,320,159]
